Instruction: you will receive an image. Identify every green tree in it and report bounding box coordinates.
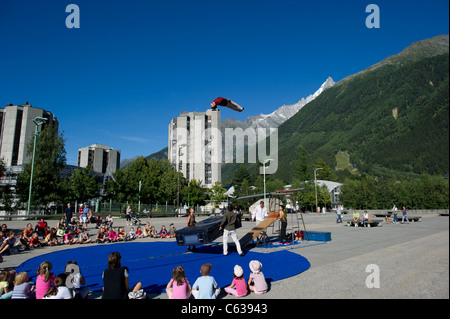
[292,145,311,182]
[0,159,14,212]
[315,158,337,182]
[67,166,100,203]
[208,181,227,206]
[16,124,66,210]
[182,179,206,207]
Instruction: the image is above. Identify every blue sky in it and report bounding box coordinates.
[0,0,448,165]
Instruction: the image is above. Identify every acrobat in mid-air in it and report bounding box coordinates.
[211,97,245,112]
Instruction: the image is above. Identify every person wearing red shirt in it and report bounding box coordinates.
[210,97,244,112]
[34,219,48,236]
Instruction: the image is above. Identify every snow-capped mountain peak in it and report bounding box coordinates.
[228,77,335,130]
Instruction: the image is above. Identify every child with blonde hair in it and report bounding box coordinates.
[0,269,15,299]
[11,272,34,299]
[166,265,191,299]
[35,260,56,299]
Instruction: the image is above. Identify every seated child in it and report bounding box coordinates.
[128,227,136,240]
[248,260,268,294]
[191,263,221,299]
[166,265,191,299]
[159,225,169,238]
[135,226,143,238]
[29,232,43,248]
[225,265,248,297]
[168,223,177,238]
[108,228,118,243]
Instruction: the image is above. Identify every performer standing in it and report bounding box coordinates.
[186,207,197,252]
[277,204,290,245]
[219,204,244,256]
[251,201,268,225]
[211,97,244,112]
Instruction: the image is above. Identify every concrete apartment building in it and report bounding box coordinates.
[0,102,58,167]
[168,109,221,188]
[78,144,120,174]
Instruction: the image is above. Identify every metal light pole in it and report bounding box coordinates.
[27,117,47,216]
[138,180,141,213]
[314,167,323,214]
[262,159,273,204]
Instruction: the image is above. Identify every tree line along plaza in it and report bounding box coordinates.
[1,102,449,218]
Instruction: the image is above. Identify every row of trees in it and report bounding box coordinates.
[340,174,449,210]
[1,125,448,213]
[0,125,103,212]
[0,125,229,213]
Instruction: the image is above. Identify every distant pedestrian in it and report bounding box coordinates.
[64,203,73,228]
[125,206,132,226]
[336,205,343,223]
[81,204,89,228]
[392,204,399,224]
[401,206,409,224]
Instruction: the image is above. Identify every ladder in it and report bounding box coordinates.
[269,209,308,242]
[290,209,308,241]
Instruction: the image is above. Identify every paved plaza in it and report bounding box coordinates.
[1,211,448,299]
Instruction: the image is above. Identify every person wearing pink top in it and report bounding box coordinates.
[224,265,248,297]
[166,266,191,299]
[35,261,56,299]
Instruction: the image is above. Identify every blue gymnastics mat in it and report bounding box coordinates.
[16,242,310,294]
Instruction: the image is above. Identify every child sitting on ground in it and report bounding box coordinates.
[225,265,248,297]
[78,229,92,244]
[117,227,127,241]
[166,265,191,299]
[128,227,136,240]
[35,261,56,299]
[168,223,177,238]
[159,225,169,238]
[64,229,78,245]
[248,260,268,294]
[29,232,43,248]
[42,273,72,299]
[108,228,118,243]
[135,226,143,238]
[191,263,221,299]
[150,226,158,238]
[96,226,107,243]
[11,272,35,299]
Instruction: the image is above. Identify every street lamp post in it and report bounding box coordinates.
[27,117,47,216]
[138,180,141,213]
[262,159,273,204]
[314,167,323,214]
